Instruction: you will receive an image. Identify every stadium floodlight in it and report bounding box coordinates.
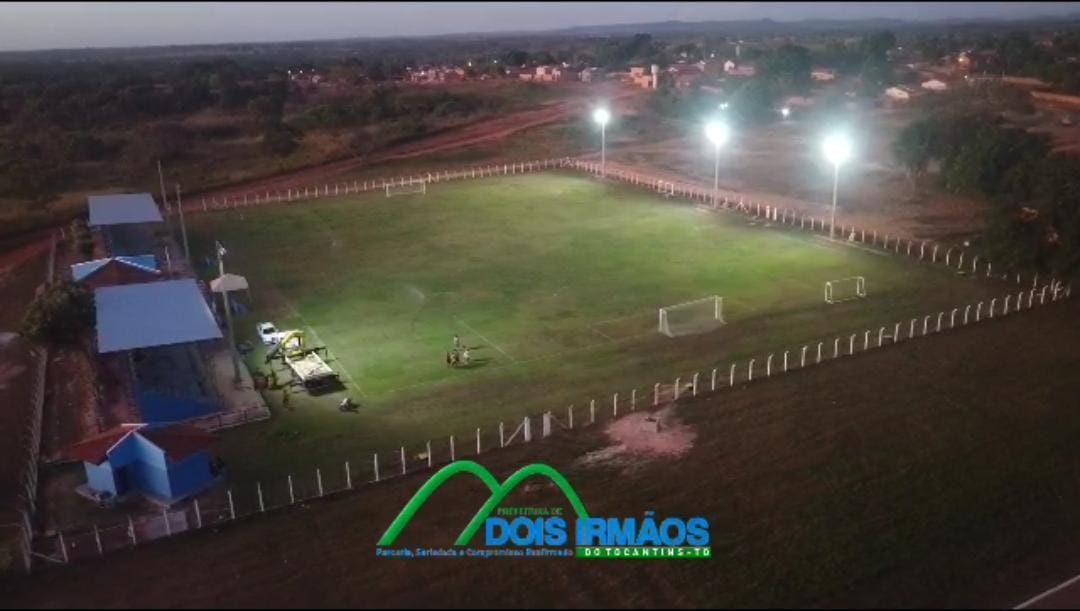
[705,121,729,208]
[822,133,852,240]
[593,107,611,177]
[781,106,791,119]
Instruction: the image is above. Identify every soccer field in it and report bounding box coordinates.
[186,172,1002,481]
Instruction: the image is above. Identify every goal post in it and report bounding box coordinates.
[385,180,427,198]
[658,295,725,337]
[824,276,867,304]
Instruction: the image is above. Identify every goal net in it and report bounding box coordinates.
[658,296,725,337]
[385,180,427,198]
[824,277,867,304]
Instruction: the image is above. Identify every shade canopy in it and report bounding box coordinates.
[95,279,222,353]
[88,193,164,226]
[210,273,249,293]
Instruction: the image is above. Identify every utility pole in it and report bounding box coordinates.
[175,184,191,263]
[216,241,242,386]
[157,160,173,235]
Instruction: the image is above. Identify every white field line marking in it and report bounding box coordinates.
[454,317,517,363]
[1014,572,1080,609]
[589,326,612,340]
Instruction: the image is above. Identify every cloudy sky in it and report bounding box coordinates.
[2,2,1079,52]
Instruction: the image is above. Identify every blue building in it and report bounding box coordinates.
[63,423,222,505]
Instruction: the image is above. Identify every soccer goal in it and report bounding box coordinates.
[385,180,427,198]
[824,276,867,304]
[658,296,725,337]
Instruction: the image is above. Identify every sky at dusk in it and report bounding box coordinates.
[2,2,1079,52]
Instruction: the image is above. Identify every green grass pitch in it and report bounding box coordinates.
[186,172,1002,482]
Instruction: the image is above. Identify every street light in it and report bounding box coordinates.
[822,133,852,240]
[781,106,790,119]
[705,121,729,208]
[593,107,611,177]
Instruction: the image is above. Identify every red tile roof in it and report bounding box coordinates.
[61,423,217,464]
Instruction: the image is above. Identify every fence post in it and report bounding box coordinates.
[194,499,203,529]
[816,342,823,363]
[426,441,433,469]
[783,350,789,372]
[863,330,870,350]
[400,448,407,476]
[877,326,885,346]
[654,383,660,405]
[227,489,236,520]
[848,334,856,355]
[833,338,840,358]
[909,318,917,338]
[476,428,482,454]
[288,474,295,503]
[711,368,718,391]
[692,373,699,396]
[568,406,574,429]
[922,315,930,336]
[989,298,997,318]
[800,345,808,367]
[766,354,773,377]
[631,388,637,409]
[936,312,944,332]
[976,302,983,321]
[748,359,755,381]
[345,461,352,489]
[374,454,381,482]
[590,399,596,424]
[257,482,265,512]
[613,392,619,416]
[673,378,681,400]
[93,523,103,556]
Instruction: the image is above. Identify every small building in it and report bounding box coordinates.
[63,423,221,505]
[921,79,948,92]
[723,61,756,77]
[811,69,837,82]
[668,63,704,90]
[71,255,162,290]
[578,67,601,83]
[884,85,925,106]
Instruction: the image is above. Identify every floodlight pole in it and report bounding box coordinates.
[157,160,174,237]
[712,142,721,208]
[217,241,242,386]
[829,162,840,240]
[175,184,191,264]
[600,121,606,178]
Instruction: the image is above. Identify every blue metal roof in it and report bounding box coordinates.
[71,255,159,282]
[95,279,223,353]
[87,193,164,226]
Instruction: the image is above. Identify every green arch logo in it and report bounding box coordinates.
[378,460,590,546]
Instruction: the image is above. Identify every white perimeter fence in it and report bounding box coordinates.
[26,276,1073,571]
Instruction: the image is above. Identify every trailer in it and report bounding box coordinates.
[265,329,340,391]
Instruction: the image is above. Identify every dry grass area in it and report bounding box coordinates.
[4,298,1080,608]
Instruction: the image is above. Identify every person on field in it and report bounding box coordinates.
[445,351,453,367]
[450,350,460,367]
[452,335,461,350]
[461,348,471,367]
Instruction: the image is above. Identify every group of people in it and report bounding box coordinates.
[446,334,471,368]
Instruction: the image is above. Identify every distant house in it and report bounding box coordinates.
[921,79,949,92]
[783,95,815,108]
[811,69,837,82]
[723,61,756,77]
[63,423,222,505]
[628,65,659,89]
[578,67,602,83]
[668,63,704,89]
[885,85,924,103]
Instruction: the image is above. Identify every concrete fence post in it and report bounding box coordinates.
[964,305,971,325]
[711,368,718,391]
[692,373,699,396]
[783,350,789,372]
[426,441,433,468]
[878,326,885,346]
[450,436,456,462]
[909,318,917,338]
[227,489,236,520]
[374,454,381,482]
[989,298,997,318]
[817,342,823,363]
[976,302,983,322]
[933,244,939,263]
[863,330,870,350]
[93,523,103,556]
[766,354,773,377]
[729,363,737,386]
[317,468,325,496]
[257,482,265,512]
[568,406,574,429]
[614,392,620,416]
[345,461,352,489]
[748,359,755,381]
[288,474,295,503]
[590,399,596,424]
[58,531,69,563]
[801,345,808,367]
[499,422,506,448]
[922,315,930,336]
[654,383,661,405]
[400,447,407,476]
[163,509,172,536]
[476,428,482,454]
[674,378,681,400]
[194,500,202,529]
[848,334,856,355]
[833,338,840,358]
[1004,295,1011,315]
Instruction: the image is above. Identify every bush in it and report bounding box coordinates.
[20,281,95,345]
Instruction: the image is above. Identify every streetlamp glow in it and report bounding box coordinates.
[705,121,729,208]
[822,133,853,240]
[781,106,790,119]
[594,108,611,177]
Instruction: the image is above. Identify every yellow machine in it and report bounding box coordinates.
[265,329,339,391]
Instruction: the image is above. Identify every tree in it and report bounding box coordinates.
[892,119,933,191]
[261,124,302,157]
[20,281,95,345]
[759,44,812,93]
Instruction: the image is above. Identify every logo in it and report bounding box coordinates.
[377,460,711,560]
